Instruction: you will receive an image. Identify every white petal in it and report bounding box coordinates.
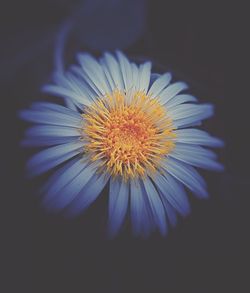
[131,63,139,90]
[138,61,152,92]
[69,65,102,99]
[42,84,91,106]
[159,82,188,104]
[77,53,111,94]
[51,71,93,104]
[148,72,172,98]
[166,94,197,108]
[103,52,124,90]
[149,73,161,85]
[99,57,116,90]
[116,50,133,92]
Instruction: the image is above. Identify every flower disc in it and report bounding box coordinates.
[82,90,176,179]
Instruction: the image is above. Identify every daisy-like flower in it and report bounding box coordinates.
[20,51,224,237]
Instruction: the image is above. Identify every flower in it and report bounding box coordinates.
[20,51,224,237]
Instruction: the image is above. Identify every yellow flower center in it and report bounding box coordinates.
[81,90,176,180]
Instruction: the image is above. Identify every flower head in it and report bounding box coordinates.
[20,51,224,237]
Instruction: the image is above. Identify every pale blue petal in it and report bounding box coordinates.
[64,71,97,103]
[99,57,116,90]
[161,199,178,227]
[166,94,197,108]
[21,137,77,147]
[66,172,110,217]
[46,162,99,211]
[170,104,214,127]
[150,73,161,83]
[42,158,87,206]
[130,180,143,235]
[103,52,124,90]
[164,173,191,214]
[148,72,172,98]
[172,144,217,159]
[168,103,213,120]
[77,53,111,94]
[25,125,81,137]
[131,63,139,90]
[149,73,160,89]
[52,71,89,102]
[64,97,78,111]
[176,120,202,128]
[174,128,224,147]
[159,82,188,104]
[27,141,84,175]
[28,150,81,176]
[28,141,83,166]
[164,157,208,198]
[116,50,133,92]
[40,157,80,196]
[142,177,167,235]
[30,102,82,118]
[130,179,153,237]
[108,177,129,237]
[170,144,224,171]
[69,65,102,99]
[19,109,82,127]
[138,61,152,92]
[152,172,190,216]
[42,84,90,106]
[171,153,224,171]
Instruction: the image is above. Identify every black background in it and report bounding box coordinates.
[1,1,249,292]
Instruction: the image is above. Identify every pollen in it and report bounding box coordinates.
[81,90,176,180]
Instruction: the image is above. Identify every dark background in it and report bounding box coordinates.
[2,1,249,292]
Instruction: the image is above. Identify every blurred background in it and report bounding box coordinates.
[1,1,249,292]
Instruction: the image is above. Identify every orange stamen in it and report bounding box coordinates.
[81,90,176,180]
